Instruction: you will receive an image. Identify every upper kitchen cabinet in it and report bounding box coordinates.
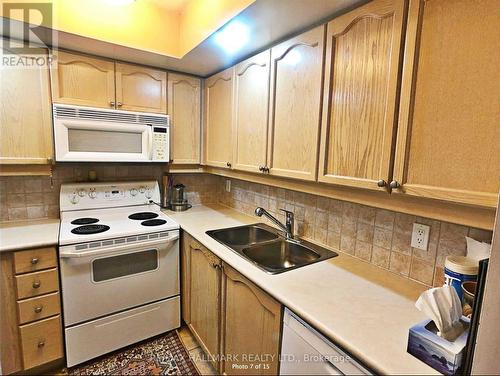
[51,51,115,109]
[267,25,325,181]
[115,62,167,114]
[1,46,53,172]
[168,73,201,164]
[392,0,500,207]
[204,67,234,168]
[318,0,406,191]
[232,50,271,173]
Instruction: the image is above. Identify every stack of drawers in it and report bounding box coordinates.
[13,247,63,370]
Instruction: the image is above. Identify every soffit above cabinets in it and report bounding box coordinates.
[1,0,365,76]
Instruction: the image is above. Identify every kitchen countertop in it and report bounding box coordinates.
[0,219,60,252]
[165,204,438,375]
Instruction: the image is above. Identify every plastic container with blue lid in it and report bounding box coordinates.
[444,256,478,301]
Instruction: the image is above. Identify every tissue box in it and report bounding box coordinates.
[407,317,470,375]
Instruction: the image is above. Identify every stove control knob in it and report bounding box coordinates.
[145,190,152,199]
[88,190,97,199]
[130,188,138,196]
[77,189,86,197]
[70,194,79,204]
[139,186,146,194]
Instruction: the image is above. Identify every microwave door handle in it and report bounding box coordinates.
[148,126,154,160]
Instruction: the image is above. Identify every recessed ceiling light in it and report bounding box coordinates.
[214,20,250,54]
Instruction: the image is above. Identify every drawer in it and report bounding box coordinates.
[17,292,61,325]
[19,315,63,370]
[16,269,59,299]
[14,247,57,274]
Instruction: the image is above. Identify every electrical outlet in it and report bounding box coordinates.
[225,179,231,192]
[411,223,430,251]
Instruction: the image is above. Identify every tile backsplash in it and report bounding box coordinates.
[0,164,218,222]
[218,178,493,287]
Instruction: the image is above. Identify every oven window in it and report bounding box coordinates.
[68,129,142,153]
[92,249,158,282]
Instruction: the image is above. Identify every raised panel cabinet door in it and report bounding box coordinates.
[1,47,53,165]
[187,236,221,371]
[221,264,281,375]
[115,62,167,113]
[233,50,271,173]
[393,0,500,208]
[204,67,234,168]
[318,0,406,191]
[267,25,326,181]
[168,73,201,164]
[50,51,115,109]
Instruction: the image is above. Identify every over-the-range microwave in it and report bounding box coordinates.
[53,104,170,162]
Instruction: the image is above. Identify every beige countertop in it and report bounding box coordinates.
[0,219,60,252]
[165,204,438,375]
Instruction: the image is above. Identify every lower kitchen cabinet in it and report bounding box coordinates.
[181,232,282,374]
[221,264,282,375]
[0,247,63,374]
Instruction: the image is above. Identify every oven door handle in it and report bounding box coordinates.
[59,234,179,259]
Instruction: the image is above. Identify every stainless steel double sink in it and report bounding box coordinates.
[206,223,337,274]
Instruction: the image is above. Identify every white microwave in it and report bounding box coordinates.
[53,104,170,162]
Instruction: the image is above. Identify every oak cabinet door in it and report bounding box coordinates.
[204,67,234,168]
[1,47,53,165]
[393,0,500,207]
[115,62,167,114]
[183,233,221,371]
[267,25,325,181]
[318,0,406,191]
[233,50,271,173]
[221,264,281,375]
[50,51,115,109]
[168,73,201,164]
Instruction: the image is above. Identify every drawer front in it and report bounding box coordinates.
[17,292,61,325]
[14,247,57,274]
[16,269,59,299]
[19,315,63,370]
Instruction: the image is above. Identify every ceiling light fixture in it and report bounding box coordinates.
[214,20,250,54]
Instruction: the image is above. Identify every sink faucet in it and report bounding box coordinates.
[255,207,294,239]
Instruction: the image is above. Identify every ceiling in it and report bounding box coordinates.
[1,0,367,77]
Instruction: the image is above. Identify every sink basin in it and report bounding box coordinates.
[207,224,278,246]
[206,223,337,274]
[242,240,320,273]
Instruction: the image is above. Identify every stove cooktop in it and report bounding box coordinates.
[71,224,110,235]
[128,212,159,220]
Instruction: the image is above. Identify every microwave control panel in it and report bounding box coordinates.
[151,127,169,162]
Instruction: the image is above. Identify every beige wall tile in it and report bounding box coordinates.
[374,227,392,249]
[358,206,376,225]
[410,257,435,286]
[340,235,356,255]
[355,240,372,261]
[391,230,412,255]
[375,209,395,230]
[372,246,391,269]
[327,231,340,249]
[390,252,411,276]
[327,212,342,233]
[342,202,359,224]
[356,222,374,243]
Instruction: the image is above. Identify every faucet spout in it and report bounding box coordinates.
[255,207,294,239]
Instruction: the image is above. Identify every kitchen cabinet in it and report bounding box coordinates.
[392,0,500,208]
[168,73,201,164]
[221,264,282,375]
[181,232,221,371]
[267,25,325,181]
[0,247,63,374]
[318,0,406,191]
[232,51,271,173]
[50,51,115,109]
[204,67,234,168]
[115,62,167,114]
[0,46,53,173]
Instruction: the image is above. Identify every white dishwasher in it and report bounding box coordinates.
[280,308,371,375]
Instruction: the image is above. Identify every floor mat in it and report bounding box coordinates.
[67,331,199,375]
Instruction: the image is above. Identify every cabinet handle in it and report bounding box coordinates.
[37,341,45,348]
[31,258,39,265]
[32,281,41,289]
[377,180,387,187]
[109,101,115,107]
[117,102,123,107]
[264,166,270,173]
[259,166,264,172]
[389,180,401,189]
[34,306,43,313]
[226,162,232,168]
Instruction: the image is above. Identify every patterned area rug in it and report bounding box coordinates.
[68,331,199,375]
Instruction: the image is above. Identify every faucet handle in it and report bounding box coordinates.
[279,208,293,216]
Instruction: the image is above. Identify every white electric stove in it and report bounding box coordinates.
[58,181,180,367]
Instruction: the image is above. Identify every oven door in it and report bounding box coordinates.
[59,232,179,326]
[54,118,153,162]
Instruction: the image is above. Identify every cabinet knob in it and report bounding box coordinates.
[117,102,123,107]
[32,281,41,289]
[264,166,270,173]
[259,166,264,172]
[226,162,232,168]
[34,306,43,313]
[109,101,115,107]
[31,258,39,265]
[377,180,387,187]
[389,180,401,189]
[37,341,45,348]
